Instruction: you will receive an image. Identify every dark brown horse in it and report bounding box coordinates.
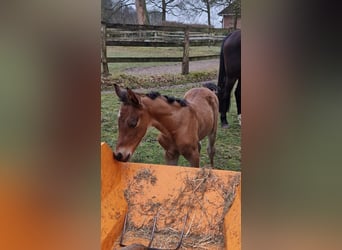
[113,84,218,167]
[217,29,241,128]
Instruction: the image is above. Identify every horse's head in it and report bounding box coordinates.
[113,84,149,162]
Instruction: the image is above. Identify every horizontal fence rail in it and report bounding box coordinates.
[105,40,224,47]
[106,55,220,63]
[101,22,232,75]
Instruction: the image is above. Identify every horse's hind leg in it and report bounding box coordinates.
[235,78,241,115]
[219,77,237,128]
[218,83,229,127]
[207,132,216,168]
[235,79,241,126]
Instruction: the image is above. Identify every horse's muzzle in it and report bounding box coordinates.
[113,152,130,162]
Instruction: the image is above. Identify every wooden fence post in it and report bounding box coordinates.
[101,24,110,77]
[182,27,190,75]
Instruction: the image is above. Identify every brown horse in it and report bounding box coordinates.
[113,84,218,167]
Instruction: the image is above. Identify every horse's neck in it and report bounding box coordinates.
[143,97,187,135]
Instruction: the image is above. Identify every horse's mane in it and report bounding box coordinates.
[146,91,188,107]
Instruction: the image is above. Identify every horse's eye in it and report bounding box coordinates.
[127,118,138,128]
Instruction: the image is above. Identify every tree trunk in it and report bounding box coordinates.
[182,28,190,75]
[162,0,166,22]
[206,0,211,27]
[135,0,149,25]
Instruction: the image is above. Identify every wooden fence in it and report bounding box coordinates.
[101,22,231,75]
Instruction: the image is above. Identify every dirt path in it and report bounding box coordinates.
[123,59,219,76]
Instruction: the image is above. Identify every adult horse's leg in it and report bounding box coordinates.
[218,85,229,128]
[220,77,237,128]
[218,36,229,128]
[235,78,241,126]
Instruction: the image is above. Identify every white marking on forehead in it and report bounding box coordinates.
[117,109,121,118]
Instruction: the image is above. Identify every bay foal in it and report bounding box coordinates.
[113,84,218,167]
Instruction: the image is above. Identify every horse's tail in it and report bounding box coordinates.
[218,45,225,90]
[218,34,231,91]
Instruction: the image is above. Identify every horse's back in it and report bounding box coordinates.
[224,30,241,56]
[184,87,218,138]
[184,87,218,106]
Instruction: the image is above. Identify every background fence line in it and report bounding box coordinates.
[101,22,231,76]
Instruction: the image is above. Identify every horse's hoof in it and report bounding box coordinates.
[221,123,229,128]
[220,118,229,128]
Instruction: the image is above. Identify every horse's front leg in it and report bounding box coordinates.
[219,76,238,128]
[164,150,180,165]
[184,151,200,167]
[158,134,179,165]
[181,144,200,167]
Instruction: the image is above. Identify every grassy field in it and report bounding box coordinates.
[101,83,241,171]
[106,46,221,75]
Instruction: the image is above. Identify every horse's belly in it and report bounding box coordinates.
[198,126,214,140]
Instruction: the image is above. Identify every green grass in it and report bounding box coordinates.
[101,84,241,171]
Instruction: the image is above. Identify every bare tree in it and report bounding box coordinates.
[110,6,138,24]
[147,0,182,22]
[180,0,237,27]
[101,0,135,22]
[135,0,150,24]
[102,0,152,25]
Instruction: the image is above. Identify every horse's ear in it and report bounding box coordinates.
[114,84,127,102]
[127,88,141,108]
